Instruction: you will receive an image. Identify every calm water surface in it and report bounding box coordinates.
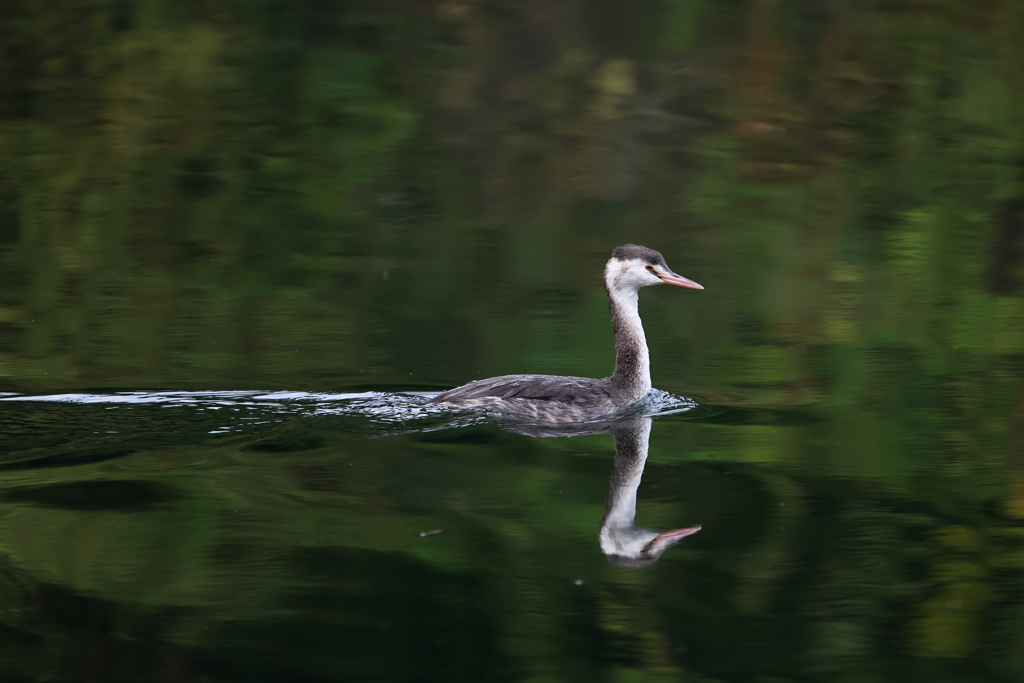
[3,0,1024,681]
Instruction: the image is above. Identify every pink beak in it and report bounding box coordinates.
[657,272,704,289]
[652,524,702,547]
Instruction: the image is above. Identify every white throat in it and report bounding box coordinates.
[603,257,655,397]
[608,288,651,392]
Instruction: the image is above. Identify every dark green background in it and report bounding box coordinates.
[2,0,1024,681]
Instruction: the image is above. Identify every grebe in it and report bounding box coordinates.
[428,244,703,422]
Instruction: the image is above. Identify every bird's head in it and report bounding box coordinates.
[604,244,703,295]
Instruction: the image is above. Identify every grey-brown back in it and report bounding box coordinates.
[428,373,618,405]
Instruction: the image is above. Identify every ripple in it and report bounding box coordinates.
[0,388,697,434]
[0,390,474,436]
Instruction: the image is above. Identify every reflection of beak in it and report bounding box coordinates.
[657,272,704,289]
[651,525,702,548]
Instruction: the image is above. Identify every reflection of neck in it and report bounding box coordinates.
[606,287,651,400]
[601,419,651,531]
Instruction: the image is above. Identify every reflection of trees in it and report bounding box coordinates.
[1,0,1024,678]
[4,0,1024,411]
[0,0,419,390]
[0,409,1019,680]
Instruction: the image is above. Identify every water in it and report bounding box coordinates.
[0,389,1012,682]
[0,391,714,681]
[3,0,1024,681]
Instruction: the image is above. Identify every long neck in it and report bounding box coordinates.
[606,286,652,399]
[601,419,651,530]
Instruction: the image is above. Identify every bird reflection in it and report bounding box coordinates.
[508,417,700,567]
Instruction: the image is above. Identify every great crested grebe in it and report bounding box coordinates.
[428,244,703,422]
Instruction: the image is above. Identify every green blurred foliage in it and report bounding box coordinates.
[2,0,1024,681]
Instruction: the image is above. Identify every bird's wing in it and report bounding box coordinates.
[430,374,609,403]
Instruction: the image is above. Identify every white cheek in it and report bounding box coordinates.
[609,264,630,287]
[620,272,643,288]
[606,259,660,290]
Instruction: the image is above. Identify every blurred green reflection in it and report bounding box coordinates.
[2,0,1024,681]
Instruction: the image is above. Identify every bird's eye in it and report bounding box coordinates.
[645,265,655,272]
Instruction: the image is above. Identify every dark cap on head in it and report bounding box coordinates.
[611,244,667,267]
